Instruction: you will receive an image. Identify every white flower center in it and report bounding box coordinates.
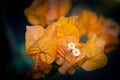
[67,42,81,57]
[72,48,81,57]
[67,42,76,50]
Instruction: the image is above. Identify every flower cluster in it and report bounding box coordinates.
[25,10,120,79]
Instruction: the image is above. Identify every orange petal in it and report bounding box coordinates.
[100,33,119,52]
[37,36,57,64]
[85,34,105,58]
[81,53,107,71]
[56,16,80,40]
[38,53,52,74]
[57,0,71,17]
[24,0,49,26]
[55,54,65,65]
[25,25,45,56]
[46,22,56,39]
[102,19,120,37]
[46,0,58,24]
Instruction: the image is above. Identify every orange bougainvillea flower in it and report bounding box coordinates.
[25,10,120,79]
[24,0,71,26]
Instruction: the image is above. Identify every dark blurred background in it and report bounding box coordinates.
[1,0,120,80]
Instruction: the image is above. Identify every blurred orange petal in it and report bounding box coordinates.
[24,0,71,26]
[24,0,49,26]
[100,33,119,52]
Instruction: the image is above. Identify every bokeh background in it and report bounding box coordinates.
[1,0,120,80]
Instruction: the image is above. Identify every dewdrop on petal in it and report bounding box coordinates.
[72,48,81,57]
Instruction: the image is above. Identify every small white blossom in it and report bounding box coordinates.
[72,48,81,57]
[67,42,76,50]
